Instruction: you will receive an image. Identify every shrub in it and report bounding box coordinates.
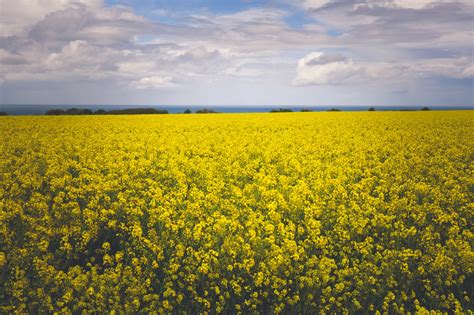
[106,108,168,115]
[196,108,218,114]
[270,108,293,113]
[45,109,66,115]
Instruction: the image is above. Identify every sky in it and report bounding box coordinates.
[0,0,473,106]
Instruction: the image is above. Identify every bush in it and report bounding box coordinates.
[184,109,192,114]
[0,112,7,116]
[46,108,94,115]
[195,108,218,114]
[106,108,168,115]
[45,108,168,116]
[65,108,93,115]
[270,108,293,113]
[368,107,376,111]
[45,109,66,115]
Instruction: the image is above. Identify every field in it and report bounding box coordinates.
[0,111,473,313]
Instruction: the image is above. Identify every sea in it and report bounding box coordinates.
[0,104,472,116]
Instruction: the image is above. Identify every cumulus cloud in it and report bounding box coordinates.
[382,0,472,9]
[461,65,474,78]
[132,76,175,89]
[291,0,473,52]
[0,0,102,36]
[28,3,152,47]
[294,51,474,86]
[411,57,474,79]
[286,0,473,89]
[41,40,122,79]
[0,1,237,88]
[0,49,28,65]
[293,52,362,85]
[4,2,327,94]
[0,0,472,105]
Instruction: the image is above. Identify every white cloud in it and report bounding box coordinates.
[461,65,474,78]
[353,0,436,10]
[0,49,28,65]
[132,76,175,89]
[1,4,306,87]
[0,0,472,105]
[412,57,474,79]
[0,0,102,36]
[389,0,473,9]
[390,0,436,9]
[293,51,362,85]
[293,0,331,10]
[294,52,474,86]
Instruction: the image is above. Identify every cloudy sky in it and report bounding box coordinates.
[0,0,473,106]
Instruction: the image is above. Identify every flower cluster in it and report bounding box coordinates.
[0,112,472,313]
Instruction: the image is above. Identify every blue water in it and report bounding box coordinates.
[0,104,472,115]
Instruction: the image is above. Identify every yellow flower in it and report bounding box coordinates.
[1,111,472,314]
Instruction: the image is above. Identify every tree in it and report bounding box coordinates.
[45,109,66,115]
[270,108,293,113]
[0,112,7,116]
[106,108,168,115]
[45,108,168,115]
[368,107,375,111]
[421,107,430,111]
[65,108,82,115]
[184,109,192,114]
[196,108,218,114]
[301,108,313,112]
[80,109,93,115]
[328,108,341,112]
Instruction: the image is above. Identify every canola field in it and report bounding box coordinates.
[0,111,473,313]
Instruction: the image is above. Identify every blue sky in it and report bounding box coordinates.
[0,0,473,106]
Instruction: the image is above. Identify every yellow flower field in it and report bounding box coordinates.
[0,111,473,313]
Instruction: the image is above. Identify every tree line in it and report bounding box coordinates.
[45,108,169,115]
[44,108,224,115]
[270,107,431,113]
[0,107,433,116]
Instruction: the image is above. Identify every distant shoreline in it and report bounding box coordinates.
[0,105,473,116]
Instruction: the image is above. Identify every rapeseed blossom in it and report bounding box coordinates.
[0,111,473,313]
